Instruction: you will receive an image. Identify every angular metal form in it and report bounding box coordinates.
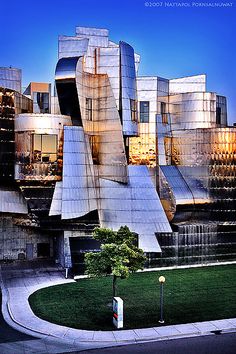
[75,58,128,184]
[0,187,28,214]
[0,67,22,92]
[23,82,51,114]
[169,74,206,94]
[15,113,71,181]
[60,126,97,219]
[97,165,172,252]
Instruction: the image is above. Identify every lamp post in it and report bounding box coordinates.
[158,275,165,324]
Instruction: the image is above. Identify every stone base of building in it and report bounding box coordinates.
[1,216,236,272]
[0,214,54,261]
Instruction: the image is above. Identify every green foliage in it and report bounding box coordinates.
[85,226,146,280]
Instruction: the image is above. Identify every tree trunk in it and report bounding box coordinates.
[112,274,117,298]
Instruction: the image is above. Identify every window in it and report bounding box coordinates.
[130,99,137,122]
[33,92,50,113]
[32,134,57,163]
[89,135,99,164]
[86,98,93,121]
[161,102,168,124]
[216,107,221,125]
[140,101,149,123]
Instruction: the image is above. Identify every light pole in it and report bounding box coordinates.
[158,275,165,324]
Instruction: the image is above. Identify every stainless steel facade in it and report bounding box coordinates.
[0,26,235,269]
[0,67,22,92]
[24,82,51,114]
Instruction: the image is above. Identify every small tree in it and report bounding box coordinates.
[85,226,146,297]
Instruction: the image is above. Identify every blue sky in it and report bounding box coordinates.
[1,0,235,122]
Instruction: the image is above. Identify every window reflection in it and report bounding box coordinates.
[161,102,168,124]
[130,99,137,122]
[33,134,57,163]
[33,92,50,113]
[86,98,93,121]
[140,101,149,123]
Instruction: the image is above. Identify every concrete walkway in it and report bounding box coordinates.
[0,263,236,353]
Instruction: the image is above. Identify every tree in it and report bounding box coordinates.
[85,226,146,297]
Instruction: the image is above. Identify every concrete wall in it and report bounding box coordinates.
[0,215,53,261]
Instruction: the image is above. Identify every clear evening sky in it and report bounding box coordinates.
[1,0,235,122]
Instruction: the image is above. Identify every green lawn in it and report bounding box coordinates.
[29,265,236,330]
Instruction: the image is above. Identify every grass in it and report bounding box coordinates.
[29,264,236,330]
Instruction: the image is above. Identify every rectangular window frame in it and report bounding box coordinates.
[139,101,150,123]
[130,99,137,122]
[32,134,57,163]
[86,98,93,121]
[161,102,168,124]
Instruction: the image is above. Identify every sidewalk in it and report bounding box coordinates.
[1,263,236,352]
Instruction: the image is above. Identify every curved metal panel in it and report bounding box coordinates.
[55,57,82,125]
[15,113,71,132]
[119,41,138,137]
[169,92,217,130]
[55,57,80,80]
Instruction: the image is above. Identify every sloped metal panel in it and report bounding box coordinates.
[161,165,210,206]
[75,58,128,184]
[97,165,172,252]
[138,234,162,253]
[178,166,210,203]
[61,126,97,219]
[169,74,206,94]
[49,181,62,216]
[161,166,194,205]
[58,36,89,59]
[0,188,28,214]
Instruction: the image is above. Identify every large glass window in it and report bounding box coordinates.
[130,99,137,122]
[140,101,149,123]
[32,134,57,163]
[86,98,93,121]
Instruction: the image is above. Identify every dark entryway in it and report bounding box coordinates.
[37,243,50,258]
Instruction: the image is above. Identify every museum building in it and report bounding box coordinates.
[0,26,235,271]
